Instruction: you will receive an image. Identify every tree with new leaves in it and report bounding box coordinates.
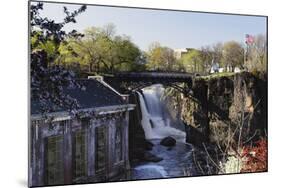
[146,42,178,71]
[62,26,106,73]
[180,49,204,73]
[30,2,87,113]
[108,35,142,72]
[64,24,142,74]
[222,41,244,72]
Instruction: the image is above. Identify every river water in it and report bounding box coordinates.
[131,85,198,180]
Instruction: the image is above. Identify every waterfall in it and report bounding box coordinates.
[137,85,186,141]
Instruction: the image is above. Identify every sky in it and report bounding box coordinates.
[32,1,267,51]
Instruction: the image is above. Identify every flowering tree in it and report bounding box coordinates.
[30,2,87,113]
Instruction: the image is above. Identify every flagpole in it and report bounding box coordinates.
[243,44,246,66]
[244,34,250,72]
[244,35,246,71]
[245,34,254,72]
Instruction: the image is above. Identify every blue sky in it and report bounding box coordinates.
[33,1,267,51]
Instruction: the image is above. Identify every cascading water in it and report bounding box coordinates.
[131,84,197,180]
[137,84,186,141]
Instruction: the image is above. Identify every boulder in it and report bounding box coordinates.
[143,152,163,162]
[145,140,154,151]
[160,136,176,147]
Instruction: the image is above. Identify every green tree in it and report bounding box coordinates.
[180,49,204,73]
[65,24,142,74]
[146,42,177,71]
[109,35,142,72]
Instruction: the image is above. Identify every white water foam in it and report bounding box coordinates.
[137,85,186,141]
[134,165,168,178]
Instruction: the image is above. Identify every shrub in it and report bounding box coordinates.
[241,138,267,172]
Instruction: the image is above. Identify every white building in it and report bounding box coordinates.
[174,48,188,59]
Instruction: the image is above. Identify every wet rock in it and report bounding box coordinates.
[145,140,154,151]
[160,136,176,147]
[185,123,208,146]
[131,148,145,160]
[149,119,155,128]
[143,152,163,162]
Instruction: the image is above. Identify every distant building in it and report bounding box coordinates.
[29,78,135,187]
[234,67,242,73]
[174,48,188,59]
[174,48,196,59]
[210,63,242,74]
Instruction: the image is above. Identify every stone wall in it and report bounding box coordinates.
[128,91,147,162]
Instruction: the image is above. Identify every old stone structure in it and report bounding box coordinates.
[29,79,135,187]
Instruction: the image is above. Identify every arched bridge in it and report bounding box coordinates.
[102,71,196,95]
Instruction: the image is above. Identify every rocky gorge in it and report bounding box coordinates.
[128,72,267,177]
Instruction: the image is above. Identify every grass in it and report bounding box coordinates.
[197,72,238,80]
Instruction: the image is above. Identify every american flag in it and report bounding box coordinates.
[245,34,254,45]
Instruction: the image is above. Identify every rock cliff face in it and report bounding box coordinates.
[182,72,267,147]
[182,79,209,145]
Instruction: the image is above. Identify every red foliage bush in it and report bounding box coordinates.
[241,138,267,172]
